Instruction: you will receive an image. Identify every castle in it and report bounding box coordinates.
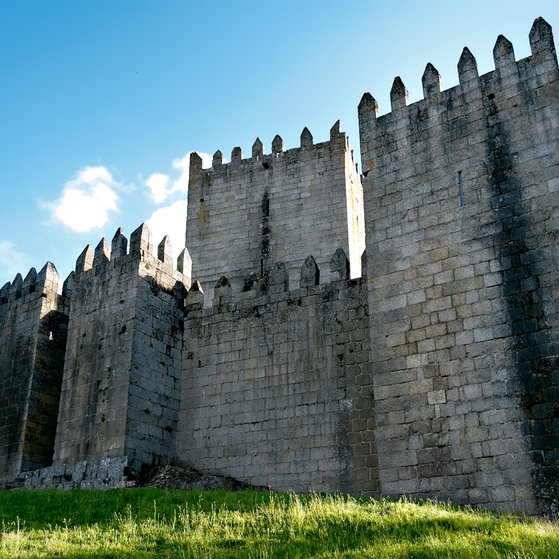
[1,18,558,515]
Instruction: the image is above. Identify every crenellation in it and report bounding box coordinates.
[22,267,37,295]
[0,256,67,477]
[51,220,189,476]
[61,271,75,301]
[10,273,23,300]
[390,77,408,111]
[422,62,442,98]
[300,126,313,148]
[212,149,223,166]
[361,17,557,165]
[70,227,187,291]
[129,222,153,261]
[358,92,378,122]
[252,137,264,159]
[157,235,173,266]
[186,280,204,309]
[189,150,203,179]
[179,270,373,493]
[0,282,9,304]
[267,261,289,294]
[458,47,479,84]
[37,262,60,299]
[93,238,110,268]
[358,16,559,514]
[111,227,128,259]
[231,146,242,164]
[530,17,556,59]
[272,134,284,154]
[213,276,233,310]
[329,119,343,143]
[177,247,192,282]
[493,35,523,85]
[75,245,93,276]
[300,255,320,288]
[493,34,516,69]
[186,123,364,301]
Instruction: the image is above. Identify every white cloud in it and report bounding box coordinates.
[0,240,33,285]
[145,173,171,204]
[145,151,212,204]
[77,166,113,184]
[46,166,120,232]
[146,200,187,258]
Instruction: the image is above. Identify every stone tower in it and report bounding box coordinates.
[359,17,559,513]
[0,264,67,476]
[185,122,365,301]
[53,225,190,478]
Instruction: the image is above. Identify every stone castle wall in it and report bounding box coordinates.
[359,17,559,513]
[178,256,376,494]
[1,18,558,516]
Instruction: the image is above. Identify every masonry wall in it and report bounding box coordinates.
[359,18,559,514]
[53,225,190,477]
[0,264,67,477]
[178,255,377,494]
[186,122,364,301]
[126,232,189,475]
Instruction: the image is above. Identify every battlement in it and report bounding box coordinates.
[70,223,191,292]
[184,246,358,312]
[0,262,61,306]
[359,17,558,175]
[358,16,559,515]
[189,120,356,182]
[53,222,190,474]
[0,260,68,477]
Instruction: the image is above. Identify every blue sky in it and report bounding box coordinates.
[1,1,558,288]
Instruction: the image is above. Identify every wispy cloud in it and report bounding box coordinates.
[45,166,121,232]
[145,151,212,204]
[0,240,33,285]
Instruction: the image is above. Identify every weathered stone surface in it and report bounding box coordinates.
[359,17,559,515]
[0,264,67,476]
[179,276,375,495]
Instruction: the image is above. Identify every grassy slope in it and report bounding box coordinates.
[0,489,558,558]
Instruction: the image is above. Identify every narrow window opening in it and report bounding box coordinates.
[458,171,465,207]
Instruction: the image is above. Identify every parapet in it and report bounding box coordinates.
[188,120,354,181]
[185,247,355,311]
[71,224,191,292]
[358,17,558,172]
[0,262,61,306]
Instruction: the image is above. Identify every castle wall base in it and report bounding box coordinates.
[10,457,133,490]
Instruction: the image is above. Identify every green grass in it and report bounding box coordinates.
[0,489,558,558]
